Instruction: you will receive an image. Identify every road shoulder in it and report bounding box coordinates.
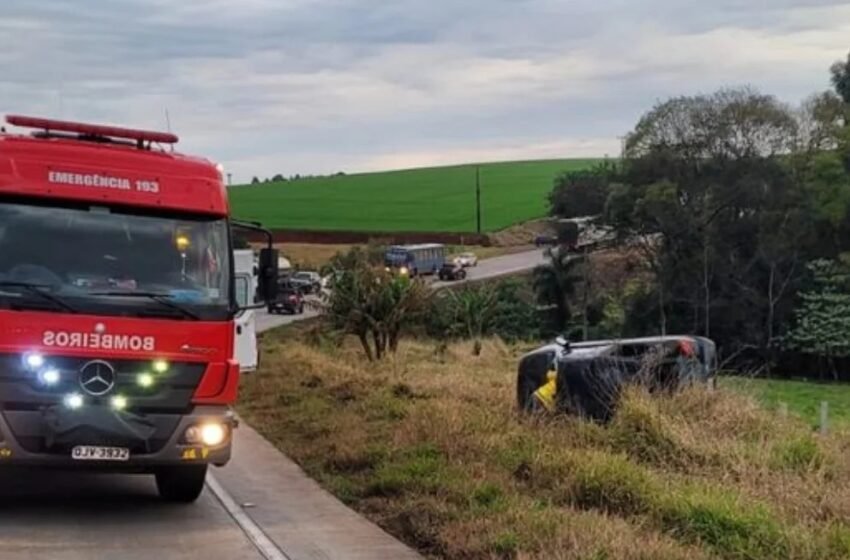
[214,421,422,560]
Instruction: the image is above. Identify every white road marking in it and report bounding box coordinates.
[206,473,291,560]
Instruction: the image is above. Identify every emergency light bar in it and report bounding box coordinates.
[5,115,179,145]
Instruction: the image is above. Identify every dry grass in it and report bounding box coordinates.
[239,329,850,560]
[274,243,354,270]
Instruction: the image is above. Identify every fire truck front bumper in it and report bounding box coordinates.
[0,405,236,471]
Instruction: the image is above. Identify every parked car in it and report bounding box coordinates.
[438,261,467,281]
[534,234,557,247]
[453,252,478,268]
[267,283,305,315]
[290,271,321,294]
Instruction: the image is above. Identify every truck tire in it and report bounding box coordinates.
[155,465,208,503]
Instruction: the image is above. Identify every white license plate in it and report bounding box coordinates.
[71,446,130,462]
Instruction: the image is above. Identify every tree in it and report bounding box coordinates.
[785,258,850,378]
[793,92,846,154]
[533,251,583,334]
[321,257,430,361]
[831,50,850,105]
[251,176,260,185]
[601,87,834,364]
[549,162,616,219]
[271,174,285,182]
[443,285,500,355]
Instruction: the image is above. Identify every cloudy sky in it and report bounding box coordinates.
[1,0,848,182]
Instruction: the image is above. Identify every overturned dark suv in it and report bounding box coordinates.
[517,336,717,421]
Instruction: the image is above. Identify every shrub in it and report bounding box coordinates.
[657,485,790,560]
[568,451,654,516]
[769,436,827,473]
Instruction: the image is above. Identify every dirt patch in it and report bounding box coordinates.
[489,219,554,247]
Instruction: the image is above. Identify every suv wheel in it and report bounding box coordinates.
[155,465,208,503]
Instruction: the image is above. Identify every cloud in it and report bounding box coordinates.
[0,0,848,181]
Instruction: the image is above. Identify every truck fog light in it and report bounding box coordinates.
[111,395,128,411]
[184,426,201,444]
[152,360,169,374]
[40,369,61,386]
[64,393,84,410]
[200,423,226,446]
[25,353,45,369]
[137,372,155,388]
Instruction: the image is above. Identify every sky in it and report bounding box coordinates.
[1,0,849,183]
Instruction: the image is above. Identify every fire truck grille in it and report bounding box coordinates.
[0,354,206,411]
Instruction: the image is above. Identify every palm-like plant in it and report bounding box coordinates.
[533,250,584,333]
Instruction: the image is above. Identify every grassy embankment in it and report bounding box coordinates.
[240,327,850,560]
[721,377,850,428]
[230,159,601,232]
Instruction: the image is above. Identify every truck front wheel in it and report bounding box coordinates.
[155,465,208,503]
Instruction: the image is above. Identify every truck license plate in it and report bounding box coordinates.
[71,446,130,462]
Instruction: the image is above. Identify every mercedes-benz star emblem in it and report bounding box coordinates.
[79,360,116,396]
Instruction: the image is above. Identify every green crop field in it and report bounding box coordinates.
[228,158,602,232]
[723,376,850,427]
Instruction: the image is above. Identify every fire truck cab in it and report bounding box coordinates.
[0,115,277,502]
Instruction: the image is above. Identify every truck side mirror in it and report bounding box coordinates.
[258,248,279,303]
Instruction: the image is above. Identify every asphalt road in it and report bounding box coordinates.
[256,248,547,332]
[2,249,544,559]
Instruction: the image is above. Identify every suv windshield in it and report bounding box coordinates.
[0,197,231,320]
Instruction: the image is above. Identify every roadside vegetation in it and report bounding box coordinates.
[544,54,850,379]
[722,376,850,427]
[241,51,850,560]
[230,158,600,232]
[279,242,525,272]
[241,327,850,560]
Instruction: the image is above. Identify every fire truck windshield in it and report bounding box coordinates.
[0,198,231,320]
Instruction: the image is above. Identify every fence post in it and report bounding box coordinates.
[820,401,829,435]
[778,402,788,418]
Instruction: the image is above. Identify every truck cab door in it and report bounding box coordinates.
[234,273,258,373]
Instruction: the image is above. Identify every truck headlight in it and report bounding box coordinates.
[200,424,226,446]
[184,423,228,446]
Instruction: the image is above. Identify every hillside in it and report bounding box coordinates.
[229,158,601,232]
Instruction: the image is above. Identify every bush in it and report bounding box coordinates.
[658,485,790,559]
[611,390,695,468]
[769,436,827,473]
[568,451,654,516]
[426,279,540,344]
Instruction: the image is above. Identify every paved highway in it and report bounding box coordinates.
[3,249,545,559]
[256,248,547,331]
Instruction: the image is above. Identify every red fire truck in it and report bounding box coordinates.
[0,115,277,502]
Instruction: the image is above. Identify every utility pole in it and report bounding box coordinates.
[475,164,482,234]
